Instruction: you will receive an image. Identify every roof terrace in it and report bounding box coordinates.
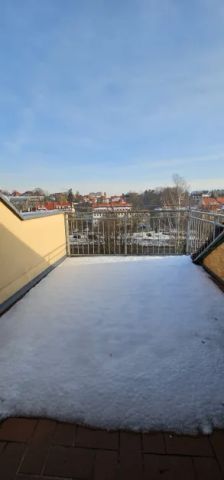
[0,194,224,479]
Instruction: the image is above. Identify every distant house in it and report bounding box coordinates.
[190,191,210,207]
[44,201,72,211]
[200,197,221,211]
[22,190,35,196]
[92,202,132,222]
[216,197,224,208]
[12,190,21,197]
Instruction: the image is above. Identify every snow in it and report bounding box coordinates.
[0,256,224,434]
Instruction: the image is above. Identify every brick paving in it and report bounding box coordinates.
[0,418,224,479]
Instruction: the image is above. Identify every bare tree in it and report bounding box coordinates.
[160,175,190,253]
[161,174,189,209]
[32,187,46,196]
[67,188,75,204]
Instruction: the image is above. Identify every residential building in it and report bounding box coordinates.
[92,201,132,223]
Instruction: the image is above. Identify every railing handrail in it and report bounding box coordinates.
[188,216,224,227]
[189,209,224,219]
[67,209,190,216]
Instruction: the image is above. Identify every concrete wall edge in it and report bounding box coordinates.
[0,194,65,221]
[0,255,66,316]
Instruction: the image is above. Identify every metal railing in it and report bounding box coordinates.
[65,210,189,256]
[186,210,224,256]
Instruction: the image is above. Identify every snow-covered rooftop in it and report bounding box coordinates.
[0,256,224,434]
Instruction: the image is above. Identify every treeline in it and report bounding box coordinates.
[125,190,162,209]
[125,175,190,210]
[210,189,224,198]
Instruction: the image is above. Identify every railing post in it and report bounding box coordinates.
[124,215,127,255]
[186,212,191,255]
[213,215,217,241]
[64,213,71,256]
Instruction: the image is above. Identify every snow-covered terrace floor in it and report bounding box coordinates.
[1,256,224,479]
[1,256,224,435]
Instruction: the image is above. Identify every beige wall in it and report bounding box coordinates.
[203,242,224,283]
[0,200,66,305]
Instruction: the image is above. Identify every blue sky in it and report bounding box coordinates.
[1,0,224,194]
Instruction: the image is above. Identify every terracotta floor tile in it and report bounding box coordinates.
[143,433,165,454]
[144,454,195,480]
[164,433,213,456]
[76,425,118,450]
[0,442,25,479]
[94,450,118,480]
[210,430,224,474]
[120,431,142,451]
[0,418,37,442]
[53,422,75,446]
[44,445,95,478]
[193,456,222,480]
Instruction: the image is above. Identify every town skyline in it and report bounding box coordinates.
[1,169,224,197]
[1,181,224,198]
[2,182,224,214]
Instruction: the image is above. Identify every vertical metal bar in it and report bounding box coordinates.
[141,223,143,255]
[81,218,84,255]
[98,220,100,254]
[197,218,200,250]
[174,214,177,255]
[64,213,71,256]
[157,218,160,255]
[199,218,202,250]
[186,214,191,255]
[127,214,129,255]
[197,219,199,251]
[103,220,105,255]
[76,219,80,255]
[202,219,205,248]
[194,218,197,252]
[119,219,121,255]
[168,215,171,256]
[192,218,195,254]
[202,218,205,247]
[152,218,154,256]
[208,219,211,244]
[124,215,127,255]
[130,215,133,255]
[108,219,110,254]
[87,220,90,255]
[147,217,150,256]
[213,217,217,241]
[92,218,95,255]
[197,217,200,251]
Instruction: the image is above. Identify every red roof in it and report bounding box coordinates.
[200,197,224,211]
[201,197,219,206]
[217,197,224,205]
[44,201,71,210]
[12,191,21,196]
